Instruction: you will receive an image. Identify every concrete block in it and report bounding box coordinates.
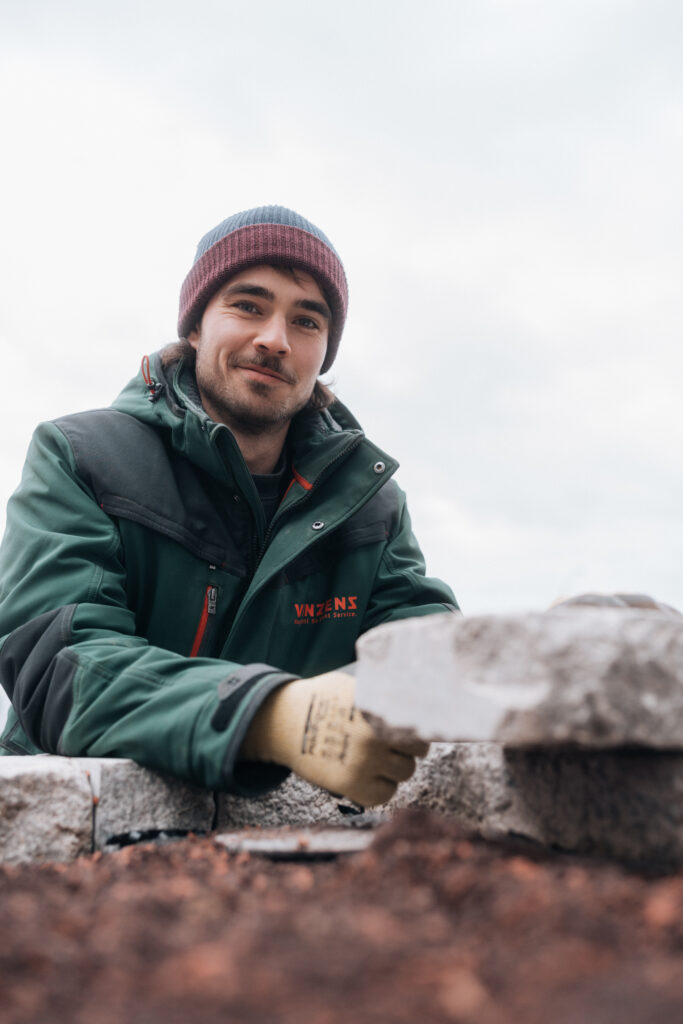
[390,743,683,868]
[0,756,93,864]
[79,759,215,850]
[356,608,683,747]
[216,773,351,830]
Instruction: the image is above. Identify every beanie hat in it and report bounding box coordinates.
[178,205,348,373]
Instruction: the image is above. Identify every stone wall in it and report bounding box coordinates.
[3,608,683,868]
[5,743,683,869]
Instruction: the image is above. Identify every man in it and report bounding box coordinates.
[0,206,457,806]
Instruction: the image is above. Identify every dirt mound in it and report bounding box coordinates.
[2,809,683,1023]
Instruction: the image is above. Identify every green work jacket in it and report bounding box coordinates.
[0,353,457,793]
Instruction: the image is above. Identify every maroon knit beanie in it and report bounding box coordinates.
[178,206,348,373]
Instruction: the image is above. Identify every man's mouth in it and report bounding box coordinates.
[234,359,294,385]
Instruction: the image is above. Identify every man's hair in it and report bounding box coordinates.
[160,338,336,413]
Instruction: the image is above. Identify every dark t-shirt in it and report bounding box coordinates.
[251,447,289,528]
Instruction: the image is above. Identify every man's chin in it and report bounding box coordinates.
[196,374,312,432]
[208,395,298,434]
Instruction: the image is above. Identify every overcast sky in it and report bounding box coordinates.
[1,0,682,617]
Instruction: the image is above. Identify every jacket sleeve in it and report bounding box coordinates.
[0,422,293,794]
[359,489,459,634]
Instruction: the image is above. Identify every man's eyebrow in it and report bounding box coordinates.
[221,283,275,301]
[221,282,331,321]
[295,299,331,321]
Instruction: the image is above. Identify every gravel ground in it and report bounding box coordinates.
[2,809,683,1023]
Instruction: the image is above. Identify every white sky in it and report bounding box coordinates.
[1,0,682,617]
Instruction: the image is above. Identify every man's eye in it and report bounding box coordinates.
[233,301,259,313]
[295,316,319,330]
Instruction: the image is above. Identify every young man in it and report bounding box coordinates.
[0,206,458,806]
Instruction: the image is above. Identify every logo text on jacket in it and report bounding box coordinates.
[294,595,358,625]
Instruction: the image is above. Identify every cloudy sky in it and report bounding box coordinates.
[1,0,682,618]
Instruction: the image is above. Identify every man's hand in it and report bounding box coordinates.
[240,671,429,806]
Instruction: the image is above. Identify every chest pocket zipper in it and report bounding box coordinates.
[189,585,219,657]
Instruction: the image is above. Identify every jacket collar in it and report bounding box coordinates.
[112,351,397,493]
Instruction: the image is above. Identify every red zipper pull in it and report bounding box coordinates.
[141,354,164,403]
[190,585,218,658]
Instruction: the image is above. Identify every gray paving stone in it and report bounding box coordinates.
[82,759,215,850]
[356,608,683,747]
[216,773,351,830]
[0,756,93,864]
[389,743,683,868]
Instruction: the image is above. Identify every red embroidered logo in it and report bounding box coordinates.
[294,595,357,625]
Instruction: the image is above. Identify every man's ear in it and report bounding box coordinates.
[187,325,200,349]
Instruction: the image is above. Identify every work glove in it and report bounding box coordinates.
[240,670,429,807]
[551,592,681,617]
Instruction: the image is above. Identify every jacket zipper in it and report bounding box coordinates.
[252,436,366,576]
[190,585,218,657]
[225,437,370,648]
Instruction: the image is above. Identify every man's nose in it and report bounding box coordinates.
[254,315,290,356]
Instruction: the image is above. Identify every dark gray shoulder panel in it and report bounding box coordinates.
[347,478,402,537]
[54,410,247,573]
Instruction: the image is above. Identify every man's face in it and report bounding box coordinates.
[188,265,330,434]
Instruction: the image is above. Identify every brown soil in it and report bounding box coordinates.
[2,809,683,1024]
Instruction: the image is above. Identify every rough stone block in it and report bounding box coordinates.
[0,756,93,864]
[388,744,523,824]
[216,773,352,830]
[389,743,683,868]
[80,759,215,850]
[356,608,683,747]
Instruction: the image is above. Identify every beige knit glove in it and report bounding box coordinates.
[240,670,429,807]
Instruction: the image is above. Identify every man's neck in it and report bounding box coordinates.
[230,424,289,474]
[195,387,291,474]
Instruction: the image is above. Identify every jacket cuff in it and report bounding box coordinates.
[216,666,298,796]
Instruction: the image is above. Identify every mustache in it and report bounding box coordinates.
[229,354,297,385]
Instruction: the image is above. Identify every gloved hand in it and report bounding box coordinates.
[551,592,681,617]
[239,670,429,806]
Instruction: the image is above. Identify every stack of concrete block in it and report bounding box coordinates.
[2,607,683,868]
[357,608,683,867]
